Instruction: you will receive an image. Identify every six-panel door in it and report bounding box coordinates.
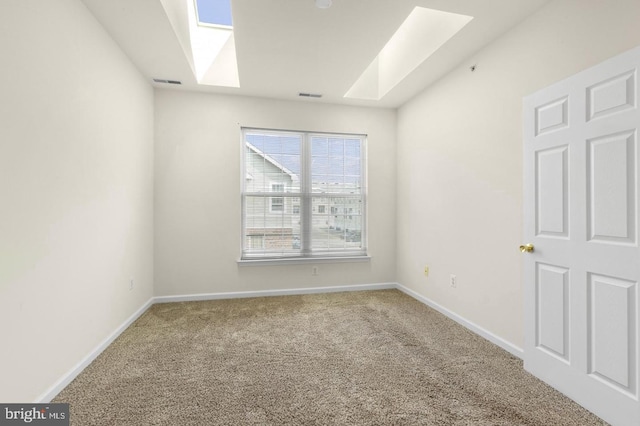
[524,46,640,426]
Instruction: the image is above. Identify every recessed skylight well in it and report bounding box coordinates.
[345,7,473,101]
[195,0,233,28]
[165,0,239,87]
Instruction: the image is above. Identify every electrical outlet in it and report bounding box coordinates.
[450,274,457,288]
[312,266,319,276]
[424,266,429,277]
[129,277,134,291]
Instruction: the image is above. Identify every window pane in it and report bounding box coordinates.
[311,135,361,195]
[244,195,301,256]
[311,196,363,251]
[245,133,301,193]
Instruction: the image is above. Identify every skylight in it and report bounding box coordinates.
[159,0,239,87]
[195,0,233,27]
[345,7,473,100]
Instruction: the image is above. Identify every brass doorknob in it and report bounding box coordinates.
[519,243,534,253]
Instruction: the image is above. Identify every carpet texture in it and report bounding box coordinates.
[54,290,607,425]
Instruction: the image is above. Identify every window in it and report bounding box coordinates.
[270,183,285,212]
[242,128,366,259]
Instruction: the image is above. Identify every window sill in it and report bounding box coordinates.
[237,255,371,266]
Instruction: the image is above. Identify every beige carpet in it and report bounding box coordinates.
[54,289,607,425]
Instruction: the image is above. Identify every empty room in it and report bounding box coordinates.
[1,0,639,424]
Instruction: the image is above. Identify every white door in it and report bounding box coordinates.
[523,46,640,426]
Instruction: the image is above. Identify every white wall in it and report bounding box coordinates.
[0,0,154,402]
[397,0,640,348]
[154,91,396,296]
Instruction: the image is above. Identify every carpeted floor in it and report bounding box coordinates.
[53,289,607,425]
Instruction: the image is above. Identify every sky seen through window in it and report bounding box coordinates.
[196,0,233,26]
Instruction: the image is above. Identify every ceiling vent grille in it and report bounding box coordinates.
[299,92,322,98]
[153,79,182,85]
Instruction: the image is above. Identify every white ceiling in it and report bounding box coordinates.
[80,0,551,108]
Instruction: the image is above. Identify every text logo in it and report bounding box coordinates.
[0,404,69,425]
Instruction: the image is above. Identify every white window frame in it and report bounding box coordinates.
[241,128,367,261]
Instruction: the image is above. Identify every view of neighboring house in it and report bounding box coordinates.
[245,142,299,251]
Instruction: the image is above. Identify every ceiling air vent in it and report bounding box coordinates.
[299,92,322,98]
[153,79,182,85]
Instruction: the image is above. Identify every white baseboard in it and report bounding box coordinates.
[153,282,397,304]
[395,283,524,359]
[36,297,154,403]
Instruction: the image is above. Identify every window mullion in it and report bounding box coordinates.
[301,134,312,255]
